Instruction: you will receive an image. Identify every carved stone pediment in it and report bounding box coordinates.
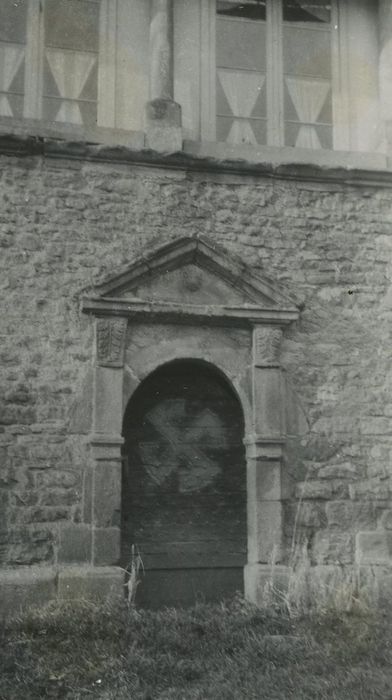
[118,262,252,306]
[82,236,299,326]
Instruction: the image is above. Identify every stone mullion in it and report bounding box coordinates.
[97,0,117,128]
[149,0,174,102]
[24,0,44,119]
[379,0,392,155]
[146,0,182,152]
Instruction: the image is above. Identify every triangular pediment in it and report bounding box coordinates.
[87,237,298,313]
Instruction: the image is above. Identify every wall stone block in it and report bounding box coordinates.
[356,531,392,565]
[317,462,357,479]
[379,510,392,530]
[0,567,57,618]
[58,523,92,564]
[349,478,390,501]
[311,530,353,565]
[93,527,121,566]
[284,501,327,530]
[296,479,349,501]
[326,501,375,530]
[8,526,55,565]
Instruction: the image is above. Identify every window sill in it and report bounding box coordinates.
[183,139,389,174]
[0,116,145,150]
[0,117,391,187]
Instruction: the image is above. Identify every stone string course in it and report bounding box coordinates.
[1,151,392,572]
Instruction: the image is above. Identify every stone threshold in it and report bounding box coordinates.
[0,121,391,188]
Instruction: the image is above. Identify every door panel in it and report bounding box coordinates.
[122,361,247,607]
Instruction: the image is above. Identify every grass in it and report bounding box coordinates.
[1,593,392,699]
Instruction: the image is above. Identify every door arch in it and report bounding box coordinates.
[121,359,247,607]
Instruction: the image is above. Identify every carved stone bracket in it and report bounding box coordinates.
[96,317,128,368]
[244,434,284,461]
[89,433,124,461]
[253,326,283,367]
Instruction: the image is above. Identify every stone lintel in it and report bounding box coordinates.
[82,297,298,326]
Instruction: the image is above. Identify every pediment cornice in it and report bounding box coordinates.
[81,236,299,327]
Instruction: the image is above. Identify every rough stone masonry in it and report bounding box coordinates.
[1,137,392,611]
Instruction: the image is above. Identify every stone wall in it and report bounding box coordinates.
[1,144,392,580]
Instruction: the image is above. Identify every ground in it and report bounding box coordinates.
[1,594,392,699]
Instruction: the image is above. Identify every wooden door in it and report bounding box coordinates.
[121,360,247,607]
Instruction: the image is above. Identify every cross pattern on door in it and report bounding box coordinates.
[139,400,228,493]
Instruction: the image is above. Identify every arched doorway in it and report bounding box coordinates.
[121,359,247,607]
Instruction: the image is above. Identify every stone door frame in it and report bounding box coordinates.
[81,237,299,603]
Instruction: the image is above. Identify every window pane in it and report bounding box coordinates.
[217,1,266,21]
[42,96,97,129]
[283,26,331,78]
[283,1,331,23]
[216,17,266,71]
[216,4,266,147]
[285,121,332,149]
[44,0,99,126]
[45,0,99,52]
[0,0,26,118]
[217,70,266,117]
[284,76,332,148]
[283,22,332,148]
[217,116,266,145]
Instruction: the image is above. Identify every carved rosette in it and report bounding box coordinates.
[253,326,282,367]
[96,317,128,368]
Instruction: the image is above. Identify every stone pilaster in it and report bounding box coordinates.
[86,316,128,566]
[89,437,123,566]
[146,0,182,153]
[244,325,288,603]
